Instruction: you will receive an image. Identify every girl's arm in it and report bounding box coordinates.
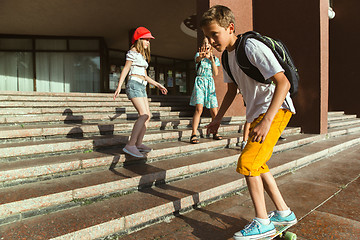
[144,72,168,95]
[209,52,218,76]
[113,60,132,100]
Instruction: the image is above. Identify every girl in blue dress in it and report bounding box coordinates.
[189,37,222,143]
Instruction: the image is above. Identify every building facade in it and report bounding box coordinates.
[0,0,359,133]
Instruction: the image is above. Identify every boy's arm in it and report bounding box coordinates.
[206,82,237,134]
[249,72,290,143]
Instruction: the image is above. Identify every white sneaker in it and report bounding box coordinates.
[123,145,144,158]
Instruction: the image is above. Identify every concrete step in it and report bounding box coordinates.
[327,111,345,116]
[126,143,360,240]
[328,113,357,122]
[0,128,302,224]
[0,91,119,97]
[0,99,189,109]
[0,116,247,143]
[327,122,360,137]
[0,105,190,116]
[328,118,360,129]
[0,110,195,125]
[0,122,254,160]
[0,132,359,239]
[0,95,129,103]
[0,91,189,104]
[0,127,300,187]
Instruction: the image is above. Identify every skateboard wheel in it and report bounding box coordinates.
[284,231,297,240]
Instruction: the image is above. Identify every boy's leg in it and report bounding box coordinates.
[261,171,297,225]
[233,110,293,239]
[261,171,288,211]
[246,175,268,219]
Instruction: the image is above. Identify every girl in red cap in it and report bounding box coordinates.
[114,27,167,158]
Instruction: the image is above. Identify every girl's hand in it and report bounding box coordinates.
[198,46,206,59]
[158,84,168,95]
[113,87,121,100]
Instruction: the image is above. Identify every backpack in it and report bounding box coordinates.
[221,31,299,97]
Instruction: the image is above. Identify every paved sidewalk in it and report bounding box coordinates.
[125,144,360,240]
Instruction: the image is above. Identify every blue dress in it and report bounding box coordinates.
[189,52,220,109]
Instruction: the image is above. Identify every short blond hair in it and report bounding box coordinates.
[200,5,235,29]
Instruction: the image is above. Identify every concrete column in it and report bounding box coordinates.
[196,0,253,117]
[253,0,329,134]
[329,1,360,117]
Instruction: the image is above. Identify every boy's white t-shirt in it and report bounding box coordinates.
[223,38,296,123]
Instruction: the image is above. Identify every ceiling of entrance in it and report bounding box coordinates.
[0,0,197,60]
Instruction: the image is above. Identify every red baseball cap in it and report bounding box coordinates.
[131,27,155,44]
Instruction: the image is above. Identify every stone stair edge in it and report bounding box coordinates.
[0,101,189,109]
[0,124,301,160]
[0,116,249,140]
[0,106,192,118]
[0,149,242,221]
[327,111,345,116]
[0,91,190,102]
[1,134,359,239]
[0,111,195,125]
[328,114,358,121]
[0,112,245,126]
[328,118,360,125]
[0,127,303,186]
[44,136,360,240]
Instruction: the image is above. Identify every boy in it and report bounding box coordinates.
[200,5,297,240]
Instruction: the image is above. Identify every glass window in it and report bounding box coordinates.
[0,52,33,91]
[36,52,100,93]
[0,39,32,50]
[69,39,99,50]
[109,50,126,91]
[36,39,67,50]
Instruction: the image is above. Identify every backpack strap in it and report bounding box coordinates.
[236,31,272,84]
[221,50,235,83]
[221,37,242,85]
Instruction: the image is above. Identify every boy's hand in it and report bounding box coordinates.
[249,118,271,143]
[206,119,221,135]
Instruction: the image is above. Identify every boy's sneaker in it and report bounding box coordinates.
[268,210,297,225]
[233,219,276,240]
